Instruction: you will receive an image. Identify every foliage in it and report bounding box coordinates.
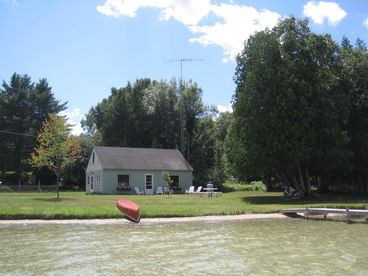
[221,181,267,193]
[61,134,101,190]
[0,73,66,180]
[161,171,174,188]
[0,185,14,192]
[30,114,81,198]
[229,17,361,196]
[82,79,217,185]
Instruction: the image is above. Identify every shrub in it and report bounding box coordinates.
[221,180,267,192]
[0,185,14,192]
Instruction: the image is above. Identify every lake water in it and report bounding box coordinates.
[1,218,367,275]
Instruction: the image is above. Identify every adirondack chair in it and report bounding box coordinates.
[156,186,164,195]
[134,187,144,195]
[185,186,195,194]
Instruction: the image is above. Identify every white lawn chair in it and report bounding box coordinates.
[134,187,144,195]
[156,186,164,195]
[194,186,202,194]
[185,186,195,194]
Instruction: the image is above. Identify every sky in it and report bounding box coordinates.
[1,0,368,135]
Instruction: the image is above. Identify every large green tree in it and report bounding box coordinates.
[339,38,368,193]
[230,17,350,195]
[0,73,66,180]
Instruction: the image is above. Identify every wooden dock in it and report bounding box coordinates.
[280,207,368,222]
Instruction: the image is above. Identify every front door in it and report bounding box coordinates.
[145,174,153,195]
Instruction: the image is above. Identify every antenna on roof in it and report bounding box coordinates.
[163,58,203,84]
[163,58,203,162]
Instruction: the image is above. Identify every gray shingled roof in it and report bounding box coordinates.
[94,146,193,171]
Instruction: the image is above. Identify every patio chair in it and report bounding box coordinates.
[134,187,144,195]
[156,186,164,195]
[194,186,202,194]
[185,186,195,194]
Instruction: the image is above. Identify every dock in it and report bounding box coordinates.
[280,207,368,222]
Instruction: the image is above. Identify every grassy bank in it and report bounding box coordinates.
[0,191,367,220]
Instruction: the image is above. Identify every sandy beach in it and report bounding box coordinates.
[0,213,287,225]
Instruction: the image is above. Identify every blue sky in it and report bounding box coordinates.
[1,0,368,134]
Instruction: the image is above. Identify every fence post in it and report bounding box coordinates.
[18,179,21,192]
[38,180,41,192]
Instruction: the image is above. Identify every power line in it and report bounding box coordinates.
[0,130,36,138]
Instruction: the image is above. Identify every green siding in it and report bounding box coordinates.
[89,170,192,194]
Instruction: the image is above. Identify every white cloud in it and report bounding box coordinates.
[364,17,368,29]
[190,4,280,62]
[96,0,211,25]
[217,104,232,113]
[303,1,347,26]
[96,0,281,62]
[59,108,84,136]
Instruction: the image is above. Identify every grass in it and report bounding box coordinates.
[0,191,367,220]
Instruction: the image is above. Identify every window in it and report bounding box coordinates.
[145,174,153,190]
[92,152,95,164]
[90,176,94,190]
[170,175,180,188]
[117,175,130,190]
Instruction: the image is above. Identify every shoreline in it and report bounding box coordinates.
[0,213,287,225]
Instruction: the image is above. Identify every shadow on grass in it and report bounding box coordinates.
[32,197,75,202]
[242,194,367,205]
[242,195,308,205]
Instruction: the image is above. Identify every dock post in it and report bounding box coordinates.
[305,207,309,220]
[366,206,368,223]
[346,208,351,223]
[324,206,327,220]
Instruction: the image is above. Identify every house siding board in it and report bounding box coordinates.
[86,149,103,172]
[96,169,192,194]
[86,170,103,193]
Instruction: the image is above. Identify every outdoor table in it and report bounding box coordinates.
[203,187,217,197]
[164,188,173,196]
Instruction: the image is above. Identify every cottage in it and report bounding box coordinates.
[85,146,193,194]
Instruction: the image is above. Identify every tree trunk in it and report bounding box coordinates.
[55,171,60,199]
[297,162,305,193]
[305,165,311,196]
[292,175,300,192]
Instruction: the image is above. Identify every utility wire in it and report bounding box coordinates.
[0,130,36,138]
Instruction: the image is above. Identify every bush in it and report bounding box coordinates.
[0,185,14,192]
[221,180,267,192]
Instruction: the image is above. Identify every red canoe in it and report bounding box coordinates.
[116,198,141,223]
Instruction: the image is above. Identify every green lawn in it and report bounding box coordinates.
[0,191,367,219]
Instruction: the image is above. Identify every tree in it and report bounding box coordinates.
[30,114,80,199]
[339,38,368,193]
[0,73,66,180]
[230,17,350,195]
[161,171,174,188]
[82,78,217,185]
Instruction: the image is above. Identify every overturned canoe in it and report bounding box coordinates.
[116,198,141,223]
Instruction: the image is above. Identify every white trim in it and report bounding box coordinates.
[145,174,154,194]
